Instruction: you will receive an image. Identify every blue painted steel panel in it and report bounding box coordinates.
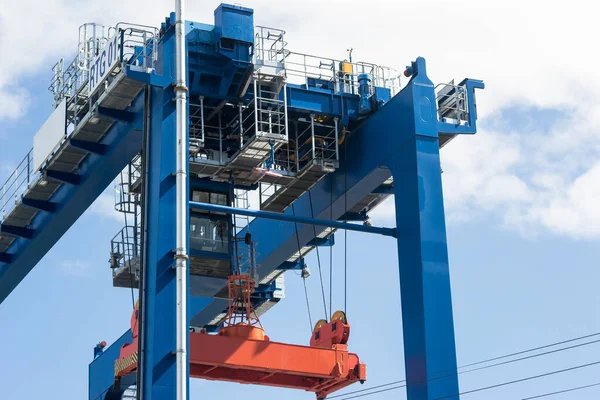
[386,58,460,398]
[286,84,359,117]
[89,330,133,400]
[214,3,254,43]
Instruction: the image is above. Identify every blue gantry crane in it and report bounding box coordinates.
[0,3,483,400]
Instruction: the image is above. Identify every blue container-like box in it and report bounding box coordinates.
[214,3,254,44]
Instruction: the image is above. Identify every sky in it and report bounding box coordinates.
[0,0,599,399]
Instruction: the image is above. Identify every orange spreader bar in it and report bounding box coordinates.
[189,326,366,399]
[115,278,366,399]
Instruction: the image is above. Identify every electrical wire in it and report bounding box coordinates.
[432,360,600,400]
[291,203,313,331]
[329,331,600,399]
[520,381,600,399]
[308,190,329,320]
[336,359,600,400]
[459,330,600,370]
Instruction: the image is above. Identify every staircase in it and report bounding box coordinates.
[110,160,141,289]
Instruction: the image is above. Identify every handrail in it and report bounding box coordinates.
[0,149,35,222]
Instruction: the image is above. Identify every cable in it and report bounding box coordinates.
[308,190,328,320]
[333,338,600,399]
[433,360,600,400]
[302,276,313,331]
[329,331,600,399]
[460,330,600,370]
[336,359,600,400]
[291,203,313,331]
[520,381,600,399]
[460,338,600,375]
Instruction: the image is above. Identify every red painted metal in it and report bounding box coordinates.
[113,278,367,398]
[114,301,139,379]
[189,322,366,399]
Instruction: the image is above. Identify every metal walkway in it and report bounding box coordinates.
[0,71,146,301]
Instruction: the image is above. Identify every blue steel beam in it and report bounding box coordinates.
[89,330,133,400]
[285,83,360,117]
[388,57,463,399]
[188,201,397,237]
[0,93,145,303]
[203,56,480,399]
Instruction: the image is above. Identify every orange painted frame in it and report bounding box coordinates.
[189,332,366,399]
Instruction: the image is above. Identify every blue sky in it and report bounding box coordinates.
[1,1,600,399]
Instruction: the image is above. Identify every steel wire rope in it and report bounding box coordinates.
[328,331,600,399]
[520,381,600,399]
[307,189,329,320]
[291,202,313,331]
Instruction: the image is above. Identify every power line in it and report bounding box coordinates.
[460,330,600,370]
[329,331,600,399]
[433,360,600,400]
[337,360,600,400]
[520,381,600,399]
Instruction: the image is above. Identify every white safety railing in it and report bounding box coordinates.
[435,82,469,122]
[110,224,140,275]
[284,51,401,96]
[0,150,35,223]
[116,23,159,71]
[253,25,400,97]
[254,26,287,64]
[49,23,159,129]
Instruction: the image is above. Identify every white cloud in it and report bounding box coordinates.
[58,259,91,277]
[90,192,123,223]
[0,87,29,120]
[532,162,600,239]
[2,0,600,239]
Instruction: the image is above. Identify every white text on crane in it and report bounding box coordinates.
[89,33,121,95]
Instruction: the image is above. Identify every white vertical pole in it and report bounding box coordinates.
[174,0,188,399]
